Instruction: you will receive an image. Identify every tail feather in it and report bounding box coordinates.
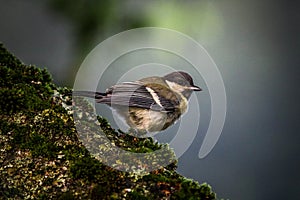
[72,91,106,99]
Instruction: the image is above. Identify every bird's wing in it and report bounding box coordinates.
[98,81,180,111]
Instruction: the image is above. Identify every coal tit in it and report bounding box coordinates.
[73,71,201,133]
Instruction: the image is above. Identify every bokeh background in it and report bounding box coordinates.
[1,0,299,199]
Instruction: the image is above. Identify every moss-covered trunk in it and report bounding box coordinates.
[0,44,216,199]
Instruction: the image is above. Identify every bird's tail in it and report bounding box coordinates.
[72,91,106,99]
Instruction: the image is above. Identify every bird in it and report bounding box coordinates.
[73,71,201,134]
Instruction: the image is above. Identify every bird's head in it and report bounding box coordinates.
[164,71,202,99]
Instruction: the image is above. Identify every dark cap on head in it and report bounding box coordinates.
[163,71,202,99]
[164,71,201,90]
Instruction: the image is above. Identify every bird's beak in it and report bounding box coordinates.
[189,85,202,91]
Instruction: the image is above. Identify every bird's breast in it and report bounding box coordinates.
[126,108,182,133]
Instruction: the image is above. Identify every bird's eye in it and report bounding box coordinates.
[179,79,188,86]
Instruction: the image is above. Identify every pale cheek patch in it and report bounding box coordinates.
[146,87,163,107]
[165,80,186,93]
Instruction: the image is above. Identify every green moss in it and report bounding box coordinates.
[69,156,103,180]
[58,192,75,200]
[0,43,217,199]
[23,133,59,158]
[126,190,149,200]
[98,116,163,153]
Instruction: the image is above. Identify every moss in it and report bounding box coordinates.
[97,116,163,153]
[0,43,217,199]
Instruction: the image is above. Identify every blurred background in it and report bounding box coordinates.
[1,0,299,199]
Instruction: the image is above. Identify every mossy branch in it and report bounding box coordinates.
[0,44,216,199]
